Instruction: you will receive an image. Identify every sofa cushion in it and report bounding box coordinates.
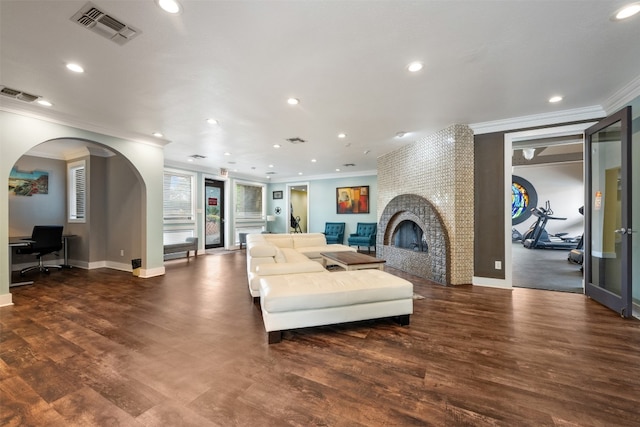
[260,269,413,313]
[263,234,295,248]
[292,233,327,248]
[248,244,278,258]
[277,247,310,263]
[257,261,327,277]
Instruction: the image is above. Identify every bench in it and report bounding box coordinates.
[163,237,198,259]
[259,269,413,343]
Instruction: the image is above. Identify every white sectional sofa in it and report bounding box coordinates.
[245,232,414,344]
[245,233,355,299]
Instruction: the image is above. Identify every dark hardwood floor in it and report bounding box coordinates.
[2,251,640,426]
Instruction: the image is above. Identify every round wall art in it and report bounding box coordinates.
[512,175,538,225]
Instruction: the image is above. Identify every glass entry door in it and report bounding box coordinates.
[585,106,632,317]
[205,179,225,249]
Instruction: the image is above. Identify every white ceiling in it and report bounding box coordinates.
[2,1,639,181]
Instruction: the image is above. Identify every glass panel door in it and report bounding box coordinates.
[585,106,632,317]
[205,179,225,249]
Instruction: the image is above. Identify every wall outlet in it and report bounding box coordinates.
[495,260,502,270]
[120,249,124,256]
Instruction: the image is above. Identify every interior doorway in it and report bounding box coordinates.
[505,123,594,293]
[287,183,309,233]
[205,178,225,249]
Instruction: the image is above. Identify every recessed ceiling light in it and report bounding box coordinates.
[298,172,303,175]
[152,132,163,137]
[612,3,640,20]
[37,99,53,107]
[206,118,218,125]
[224,152,231,156]
[287,98,300,105]
[273,144,281,148]
[156,0,182,14]
[549,95,563,103]
[268,164,274,168]
[311,159,317,163]
[335,168,341,172]
[66,63,84,73]
[187,158,194,162]
[395,131,407,138]
[338,133,347,139]
[407,61,424,72]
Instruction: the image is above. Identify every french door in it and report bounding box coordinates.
[205,179,225,249]
[584,106,633,317]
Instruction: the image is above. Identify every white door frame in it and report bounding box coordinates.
[501,123,594,289]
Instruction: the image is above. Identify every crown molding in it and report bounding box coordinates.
[0,101,169,148]
[470,105,605,135]
[603,74,640,114]
[268,169,377,184]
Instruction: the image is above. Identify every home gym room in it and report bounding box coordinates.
[511,134,585,293]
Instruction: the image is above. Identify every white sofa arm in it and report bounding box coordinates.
[257,261,326,276]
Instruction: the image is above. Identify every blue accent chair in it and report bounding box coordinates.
[348,222,377,253]
[323,222,345,244]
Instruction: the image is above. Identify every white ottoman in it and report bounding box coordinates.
[259,269,413,343]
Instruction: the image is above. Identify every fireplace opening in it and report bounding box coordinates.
[393,220,428,253]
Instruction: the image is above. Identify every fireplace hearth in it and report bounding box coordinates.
[378,194,449,284]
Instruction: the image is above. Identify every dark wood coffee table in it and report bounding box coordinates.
[320,251,386,271]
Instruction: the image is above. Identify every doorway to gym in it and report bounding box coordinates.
[507,125,587,293]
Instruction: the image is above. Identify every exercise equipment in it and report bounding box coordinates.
[523,201,580,250]
[567,206,584,267]
[290,214,302,233]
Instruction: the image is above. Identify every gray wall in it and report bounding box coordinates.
[9,155,66,236]
[10,153,142,270]
[474,133,505,279]
[106,156,143,263]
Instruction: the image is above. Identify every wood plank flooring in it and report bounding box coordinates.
[2,251,640,426]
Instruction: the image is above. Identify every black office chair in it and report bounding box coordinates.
[16,225,64,275]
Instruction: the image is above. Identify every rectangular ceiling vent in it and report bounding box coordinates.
[71,2,141,46]
[286,137,306,144]
[0,86,40,103]
[189,154,207,159]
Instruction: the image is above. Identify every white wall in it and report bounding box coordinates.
[513,162,584,238]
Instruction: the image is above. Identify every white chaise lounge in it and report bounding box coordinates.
[259,269,414,343]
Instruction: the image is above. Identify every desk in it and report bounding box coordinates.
[8,239,34,287]
[8,234,76,287]
[61,234,76,268]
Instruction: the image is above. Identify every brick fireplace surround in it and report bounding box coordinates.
[377,124,474,285]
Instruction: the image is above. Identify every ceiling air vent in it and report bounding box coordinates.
[71,2,141,46]
[189,154,206,160]
[286,137,306,144]
[0,86,41,103]
[343,163,356,167]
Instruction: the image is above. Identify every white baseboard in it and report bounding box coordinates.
[11,259,165,278]
[472,276,513,289]
[0,293,13,307]
[138,266,166,278]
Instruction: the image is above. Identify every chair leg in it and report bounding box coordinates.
[20,255,63,276]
